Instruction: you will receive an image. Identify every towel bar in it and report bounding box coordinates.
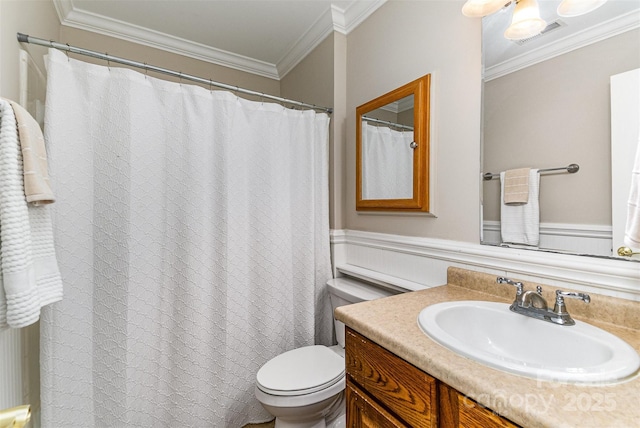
[483,163,579,181]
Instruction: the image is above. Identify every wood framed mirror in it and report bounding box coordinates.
[356,74,431,212]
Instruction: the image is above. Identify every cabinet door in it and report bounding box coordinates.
[439,383,520,428]
[346,378,408,428]
[346,329,437,427]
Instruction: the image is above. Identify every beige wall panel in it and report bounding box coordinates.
[281,33,338,227]
[346,1,482,242]
[59,26,281,97]
[483,29,640,225]
[0,0,59,101]
[281,33,334,108]
[333,32,348,230]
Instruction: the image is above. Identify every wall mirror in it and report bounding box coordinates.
[480,1,640,261]
[356,74,431,211]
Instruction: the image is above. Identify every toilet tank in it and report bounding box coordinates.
[327,277,398,348]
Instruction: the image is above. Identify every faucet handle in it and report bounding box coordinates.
[497,277,524,294]
[555,290,591,305]
[553,290,590,325]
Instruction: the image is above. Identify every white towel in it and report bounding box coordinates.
[0,99,62,328]
[500,169,540,247]
[624,135,640,248]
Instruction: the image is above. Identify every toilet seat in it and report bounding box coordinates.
[256,345,345,396]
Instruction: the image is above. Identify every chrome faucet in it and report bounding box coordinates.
[497,277,590,326]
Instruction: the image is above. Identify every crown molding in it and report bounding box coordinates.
[53,0,280,79]
[485,9,640,81]
[258,0,388,78]
[334,0,387,35]
[277,6,336,78]
[54,0,388,81]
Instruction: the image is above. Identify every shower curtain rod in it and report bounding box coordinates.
[17,32,333,114]
[362,115,414,131]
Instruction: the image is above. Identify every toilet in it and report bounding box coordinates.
[254,277,397,428]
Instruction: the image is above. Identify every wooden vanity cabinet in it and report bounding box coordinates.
[346,379,406,427]
[438,383,519,428]
[345,328,519,428]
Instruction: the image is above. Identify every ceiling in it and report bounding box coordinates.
[52,0,639,81]
[53,0,387,80]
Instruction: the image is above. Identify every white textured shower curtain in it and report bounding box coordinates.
[361,122,414,200]
[40,49,332,427]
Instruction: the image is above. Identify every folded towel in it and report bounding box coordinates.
[6,99,55,205]
[500,169,540,247]
[0,99,62,328]
[503,167,530,205]
[624,135,640,248]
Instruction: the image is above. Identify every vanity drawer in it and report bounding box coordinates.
[346,377,407,428]
[345,328,437,428]
[439,383,520,428]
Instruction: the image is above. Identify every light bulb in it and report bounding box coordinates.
[557,0,607,17]
[504,0,547,40]
[462,0,509,17]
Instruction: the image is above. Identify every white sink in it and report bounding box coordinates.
[417,300,640,384]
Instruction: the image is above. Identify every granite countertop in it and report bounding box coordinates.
[334,268,640,428]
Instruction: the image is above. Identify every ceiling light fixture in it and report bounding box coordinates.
[461,0,508,18]
[504,0,547,40]
[557,0,607,17]
[462,0,609,40]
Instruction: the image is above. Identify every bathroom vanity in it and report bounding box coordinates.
[335,267,640,427]
[346,328,517,427]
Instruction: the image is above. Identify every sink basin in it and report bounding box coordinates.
[417,300,640,384]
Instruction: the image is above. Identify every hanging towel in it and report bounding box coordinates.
[624,134,640,248]
[4,99,55,204]
[500,168,540,247]
[503,167,530,205]
[0,99,62,328]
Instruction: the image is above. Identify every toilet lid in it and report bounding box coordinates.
[256,345,345,396]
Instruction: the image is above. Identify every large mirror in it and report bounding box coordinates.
[480,0,640,260]
[356,74,431,212]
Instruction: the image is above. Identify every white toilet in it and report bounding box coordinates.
[255,277,396,428]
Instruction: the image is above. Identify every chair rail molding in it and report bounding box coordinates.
[330,229,640,301]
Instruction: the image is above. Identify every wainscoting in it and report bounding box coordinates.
[330,229,640,301]
[0,323,39,426]
[482,221,613,257]
[0,329,22,410]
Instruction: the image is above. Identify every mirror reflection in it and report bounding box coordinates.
[361,95,414,200]
[480,1,640,260]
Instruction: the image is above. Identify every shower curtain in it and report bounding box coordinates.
[361,122,414,199]
[40,49,332,427]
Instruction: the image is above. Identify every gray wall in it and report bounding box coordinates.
[483,29,640,225]
[0,0,59,100]
[345,0,483,243]
[281,33,342,229]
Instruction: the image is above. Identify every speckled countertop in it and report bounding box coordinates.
[334,267,640,428]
